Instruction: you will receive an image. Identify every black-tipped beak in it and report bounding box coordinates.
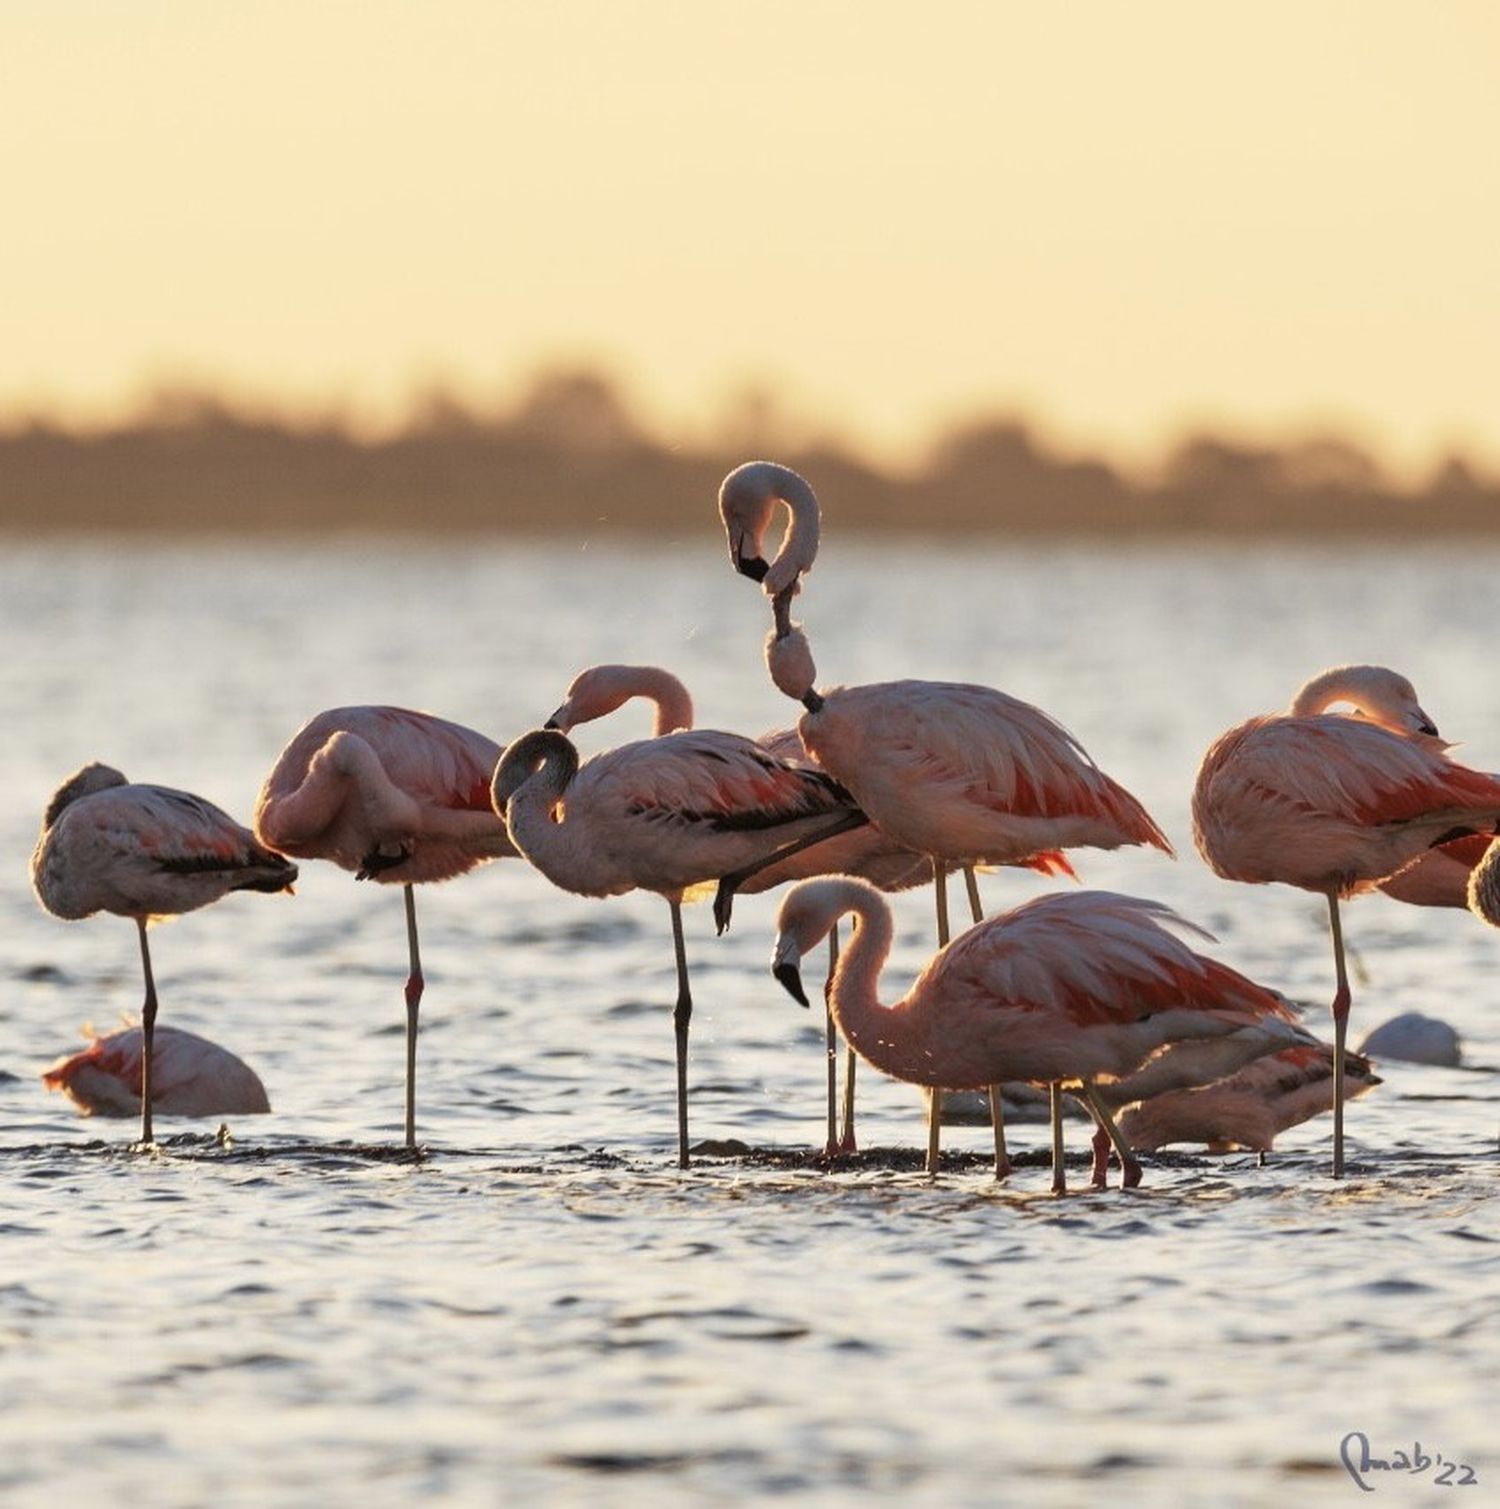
[736,552,770,583]
[773,961,810,1007]
[802,689,825,714]
[543,718,560,731]
[1417,719,1439,737]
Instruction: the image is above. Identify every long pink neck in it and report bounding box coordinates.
[626,666,694,735]
[821,881,919,1078]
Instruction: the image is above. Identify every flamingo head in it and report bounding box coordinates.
[491,730,580,817]
[772,879,854,1008]
[718,460,821,595]
[545,664,693,738]
[1291,665,1445,745]
[41,762,129,831]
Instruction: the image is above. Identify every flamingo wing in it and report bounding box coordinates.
[1203,715,1500,828]
[931,890,1284,1029]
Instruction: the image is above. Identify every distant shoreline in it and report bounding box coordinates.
[3,376,1497,537]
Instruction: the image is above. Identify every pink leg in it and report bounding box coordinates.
[135,918,158,1148]
[1050,1083,1067,1195]
[1090,1122,1112,1189]
[838,1047,858,1154]
[1327,891,1351,1179]
[403,884,424,1151]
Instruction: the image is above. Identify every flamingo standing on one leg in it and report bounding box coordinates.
[769,878,1312,1192]
[43,1022,272,1119]
[717,460,1172,1177]
[1193,665,1500,1177]
[30,763,297,1146]
[491,724,866,1169]
[254,706,516,1149]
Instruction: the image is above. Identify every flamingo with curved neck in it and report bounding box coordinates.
[771,877,1311,1191]
[1194,664,1500,1176]
[718,461,1171,1179]
[493,724,865,1168]
[255,705,515,1149]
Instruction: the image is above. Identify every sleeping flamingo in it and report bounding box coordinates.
[491,724,865,1168]
[43,1022,271,1119]
[255,706,515,1149]
[718,460,1171,1174]
[1115,1043,1381,1158]
[770,877,1310,1192]
[545,662,1077,1160]
[30,763,296,1145]
[1193,665,1500,1176]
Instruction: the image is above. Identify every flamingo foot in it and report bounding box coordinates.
[1120,1155,1144,1190]
[1051,1168,1068,1196]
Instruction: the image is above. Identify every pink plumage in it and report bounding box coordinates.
[255,705,516,1149]
[1117,1044,1381,1154]
[43,1023,270,1119]
[30,762,295,1145]
[1192,664,1500,1176]
[773,877,1308,1191]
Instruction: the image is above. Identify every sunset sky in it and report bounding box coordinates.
[6,2,1498,475]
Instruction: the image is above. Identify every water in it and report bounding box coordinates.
[1,535,1495,1506]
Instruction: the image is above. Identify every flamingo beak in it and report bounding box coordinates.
[1416,714,1439,737]
[772,937,809,1007]
[730,531,770,581]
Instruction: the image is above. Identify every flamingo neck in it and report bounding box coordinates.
[761,467,822,596]
[1288,666,1393,723]
[823,882,906,1074]
[633,668,695,736]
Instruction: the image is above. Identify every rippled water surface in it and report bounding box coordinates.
[1,535,1496,1506]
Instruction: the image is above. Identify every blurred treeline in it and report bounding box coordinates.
[1,369,1496,536]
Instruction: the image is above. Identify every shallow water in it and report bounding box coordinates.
[1,535,1496,1506]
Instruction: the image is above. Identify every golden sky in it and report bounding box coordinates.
[5,2,1499,474]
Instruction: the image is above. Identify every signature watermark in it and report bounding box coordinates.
[1341,1433,1479,1491]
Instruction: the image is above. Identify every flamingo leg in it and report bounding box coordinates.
[135,918,158,1147]
[1082,1084,1142,1189]
[963,867,1012,1176]
[1049,1082,1066,1195]
[670,898,693,1169]
[1089,1121,1112,1188]
[839,1046,858,1154]
[712,811,871,933]
[987,1085,1012,1181]
[403,883,424,1151]
[820,922,844,1158]
[926,858,949,1176]
[1327,889,1351,1179]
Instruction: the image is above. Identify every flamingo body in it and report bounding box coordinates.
[33,765,295,921]
[1117,1044,1381,1153]
[43,1023,270,1118]
[254,705,514,882]
[794,678,1171,867]
[773,879,1305,1152]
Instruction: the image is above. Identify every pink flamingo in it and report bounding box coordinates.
[770,877,1310,1191]
[547,663,1080,1158]
[718,460,1172,1174]
[43,1022,271,1119]
[254,706,515,1148]
[490,723,865,1168]
[1116,1043,1381,1158]
[1193,664,1500,1175]
[30,763,296,1145]
[544,661,948,1156]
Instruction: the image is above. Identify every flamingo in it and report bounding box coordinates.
[718,460,1172,1175]
[43,1022,271,1119]
[1116,1043,1381,1158]
[544,661,927,1155]
[30,763,296,1145]
[1192,664,1500,1175]
[490,724,865,1168]
[254,706,515,1148]
[770,877,1311,1192]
